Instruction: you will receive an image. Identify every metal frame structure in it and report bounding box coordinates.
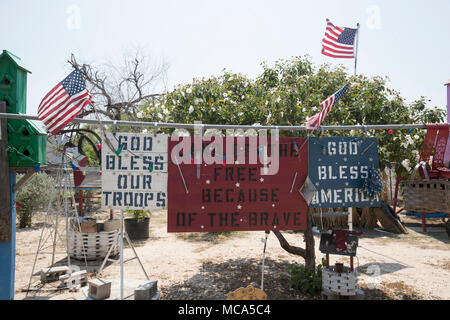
[0,112,447,132]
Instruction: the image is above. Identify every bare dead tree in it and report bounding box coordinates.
[68,49,169,121]
[272,210,316,271]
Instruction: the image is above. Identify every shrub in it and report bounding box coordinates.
[126,209,151,222]
[288,259,325,295]
[16,173,54,228]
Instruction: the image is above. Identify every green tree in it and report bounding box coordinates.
[140,56,445,270]
[16,173,54,228]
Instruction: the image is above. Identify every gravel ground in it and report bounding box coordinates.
[13,210,450,300]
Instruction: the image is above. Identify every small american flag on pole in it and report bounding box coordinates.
[38,69,92,135]
[322,19,357,59]
[305,84,349,132]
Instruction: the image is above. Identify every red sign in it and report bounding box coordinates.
[167,137,308,232]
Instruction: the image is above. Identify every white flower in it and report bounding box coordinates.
[142,129,148,134]
[401,159,411,171]
[414,135,420,140]
[188,105,194,114]
[157,113,163,120]
[276,96,281,103]
[350,130,356,136]
[406,135,414,145]
[186,88,192,94]
[136,111,143,119]
[241,95,245,100]
[412,150,420,162]
[311,107,318,112]
[162,107,169,115]
[172,129,191,137]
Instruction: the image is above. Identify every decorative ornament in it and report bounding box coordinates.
[298,176,318,205]
[70,161,78,171]
[362,167,382,199]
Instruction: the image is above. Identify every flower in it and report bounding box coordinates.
[136,111,143,119]
[188,105,194,114]
[401,159,411,171]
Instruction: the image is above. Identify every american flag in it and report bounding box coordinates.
[322,19,357,59]
[305,84,349,132]
[38,69,91,135]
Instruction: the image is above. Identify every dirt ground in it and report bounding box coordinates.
[13,209,450,300]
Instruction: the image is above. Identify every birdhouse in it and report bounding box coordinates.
[0,50,30,114]
[0,50,47,168]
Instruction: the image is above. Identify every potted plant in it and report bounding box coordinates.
[124,210,151,240]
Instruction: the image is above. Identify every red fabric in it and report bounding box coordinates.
[432,124,449,171]
[333,230,363,251]
[419,124,438,179]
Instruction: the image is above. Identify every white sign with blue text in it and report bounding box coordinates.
[101,133,168,210]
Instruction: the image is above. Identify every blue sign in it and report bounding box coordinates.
[308,137,381,208]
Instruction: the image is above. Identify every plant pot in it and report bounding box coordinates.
[104,219,121,232]
[335,263,344,273]
[124,218,150,240]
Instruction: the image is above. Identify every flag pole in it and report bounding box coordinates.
[354,23,360,76]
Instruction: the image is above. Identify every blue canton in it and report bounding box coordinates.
[62,69,86,96]
[337,28,357,45]
[333,84,349,105]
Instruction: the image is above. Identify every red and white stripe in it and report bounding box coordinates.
[38,83,91,135]
[305,95,335,131]
[322,19,355,59]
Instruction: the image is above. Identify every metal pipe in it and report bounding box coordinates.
[0,112,447,131]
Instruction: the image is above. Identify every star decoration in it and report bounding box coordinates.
[272,204,275,207]
[260,178,265,183]
[237,205,242,210]
[299,176,318,205]
[235,182,240,188]
[369,157,373,162]
[344,157,348,162]
[206,180,210,184]
[201,206,205,210]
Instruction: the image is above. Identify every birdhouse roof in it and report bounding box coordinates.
[0,50,31,73]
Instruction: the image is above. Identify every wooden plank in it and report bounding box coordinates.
[0,102,11,242]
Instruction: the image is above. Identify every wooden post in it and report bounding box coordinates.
[421,212,427,233]
[0,102,11,241]
[0,101,16,300]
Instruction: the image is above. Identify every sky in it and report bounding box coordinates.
[1,0,449,116]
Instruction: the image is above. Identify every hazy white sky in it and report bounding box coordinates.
[1,0,449,116]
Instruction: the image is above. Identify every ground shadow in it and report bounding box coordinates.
[175,232,248,244]
[359,283,428,300]
[161,257,318,300]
